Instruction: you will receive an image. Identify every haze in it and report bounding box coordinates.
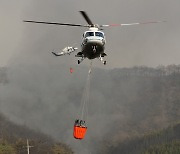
[0,0,180,153]
[0,0,180,68]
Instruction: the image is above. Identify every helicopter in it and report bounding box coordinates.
[24,11,165,65]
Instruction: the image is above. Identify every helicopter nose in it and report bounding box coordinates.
[86,38,104,45]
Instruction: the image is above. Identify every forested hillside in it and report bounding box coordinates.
[0,67,73,154]
[0,113,73,154]
[1,65,180,153]
[92,65,180,153]
[99,122,180,154]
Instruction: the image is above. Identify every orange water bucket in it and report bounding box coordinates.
[73,126,87,140]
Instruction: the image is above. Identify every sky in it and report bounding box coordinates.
[0,0,180,68]
[0,0,180,153]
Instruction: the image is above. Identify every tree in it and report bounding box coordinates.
[0,143,16,154]
[52,143,73,154]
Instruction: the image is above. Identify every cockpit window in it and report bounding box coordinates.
[95,32,104,38]
[85,32,94,37]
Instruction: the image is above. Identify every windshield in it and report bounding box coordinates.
[95,32,104,38]
[85,32,94,37]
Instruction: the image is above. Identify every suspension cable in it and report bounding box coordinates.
[79,61,93,122]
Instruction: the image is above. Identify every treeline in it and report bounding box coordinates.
[2,64,180,84]
[99,123,180,154]
[112,64,180,77]
[144,141,180,154]
[0,113,73,154]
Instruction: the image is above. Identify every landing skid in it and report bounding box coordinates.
[78,57,85,64]
[99,56,106,65]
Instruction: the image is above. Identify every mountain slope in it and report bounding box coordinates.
[1,65,180,153]
[99,122,180,154]
[0,113,73,154]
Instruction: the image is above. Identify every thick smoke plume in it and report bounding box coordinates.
[1,0,180,153]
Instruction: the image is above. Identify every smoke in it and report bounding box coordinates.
[1,0,180,67]
[0,0,180,153]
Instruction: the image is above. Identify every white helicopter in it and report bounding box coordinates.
[24,11,165,65]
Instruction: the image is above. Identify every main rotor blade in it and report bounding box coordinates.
[23,20,89,27]
[100,20,166,27]
[80,11,94,26]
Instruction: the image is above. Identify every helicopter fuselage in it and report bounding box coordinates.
[80,28,106,59]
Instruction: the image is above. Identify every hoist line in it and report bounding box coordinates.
[78,76,88,119]
[83,66,91,122]
[80,61,92,120]
[79,60,93,121]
